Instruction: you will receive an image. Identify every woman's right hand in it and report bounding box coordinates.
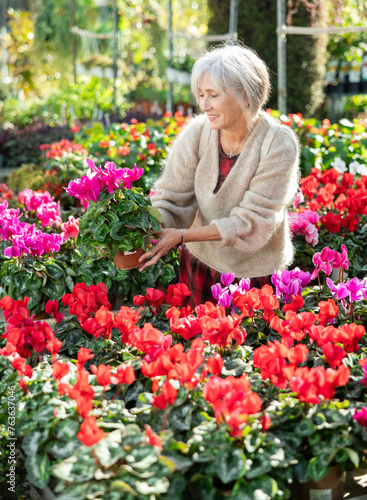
[138,228,182,272]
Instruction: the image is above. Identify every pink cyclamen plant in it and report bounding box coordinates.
[65,159,144,202]
[1,201,62,257]
[311,244,349,281]
[289,209,319,247]
[271,268,311,303]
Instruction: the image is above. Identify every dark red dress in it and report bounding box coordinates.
[178,132,272,308]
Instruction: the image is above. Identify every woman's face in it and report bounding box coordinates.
[197,73,247,133]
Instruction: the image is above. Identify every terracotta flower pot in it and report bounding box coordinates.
[112,248,145,270]
[299,466,346,500]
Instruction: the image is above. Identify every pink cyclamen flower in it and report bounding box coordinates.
[36,201,62,228]
[361,364,367,387]
[120,164,144,189]
[272,268,311,303]
[0,201,22,241]
[221,272,235,287]
[311,246,335,280]
[217,290,232,309]
[289,210,319,247]
[61,215,79,241]
[292,189,304,209]
[65,161,144,201]
[18,189,54,212]
[332,244,349,271]
[354,407,367,427]
[98,161,127,193]
[211,283,223,301]
[65,169,102,202]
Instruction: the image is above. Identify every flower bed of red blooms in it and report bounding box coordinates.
[0,263,366,497]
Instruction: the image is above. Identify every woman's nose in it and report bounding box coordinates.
[201,97,211,111]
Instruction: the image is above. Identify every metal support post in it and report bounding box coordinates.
[277,0,287,115]
[71,0,76,84]
[112,0,118,109]
[229,0,238,40]
[0,0,8,80]
[167,0,173,114]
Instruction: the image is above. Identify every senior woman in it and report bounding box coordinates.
[138,43,300,307]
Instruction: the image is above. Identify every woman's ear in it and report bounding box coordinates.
[243,91,250,107]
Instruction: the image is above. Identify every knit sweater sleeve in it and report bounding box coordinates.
[211,127,299,252]
[150,116,204,229]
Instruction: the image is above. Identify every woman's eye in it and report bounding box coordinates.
[211,95,218,98]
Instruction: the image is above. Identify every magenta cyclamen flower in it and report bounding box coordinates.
[327,277,367,305]
[36,201,61,228]
[94,160,125,194]
[217,290,232,309]
[354,407,367,427]
[18,189,54,212]
[4,223,62,258]
[211,283,223,301]
[61,215,79,241]
[361,365,367,387]
[220,272,235,287]
[289,210,319,247]
[65,169,102,202]
[271,268,311,303]
[332,244,349,271]
[0,201,22,241]
[292,189,304,209]
[311,246,336,280]
[65,161,144,202]
[120,164,144,189]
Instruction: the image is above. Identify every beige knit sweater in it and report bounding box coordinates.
[151,111,300,278]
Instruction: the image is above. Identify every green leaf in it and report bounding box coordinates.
[144,205,163,224]
[65,275,75,292]
[45,262,64,279]
[43,279,66,301]
[110,222,127,241]
[55,419,80,441]
[245,454,272,480]
[33,406,56,424]
[298,418,316,436]
[94,224,110,242]
[135,477,170,495]
[27,275,43,291]
[115,199,136,215]
[215,448,246,484]
[47,439,80,460]
[12,272,29,294]
[123,212,150,231]
[125,445,158,470]
[343,448,359,468]
[110,480,138,496]
[308,457,330,481]
[22,427,49,456]
[25,452,51,489]
[106,211,120,225]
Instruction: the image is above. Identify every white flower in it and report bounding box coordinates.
[314,156,322,170]
[330,157,347,174]
[357,164,367,177]
[348,160,361,176]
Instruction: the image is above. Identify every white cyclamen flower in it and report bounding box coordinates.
[330,157,347,174]
[357,164,367,177]
[348,160,361,176]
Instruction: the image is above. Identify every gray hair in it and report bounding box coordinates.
[191,43,271,128]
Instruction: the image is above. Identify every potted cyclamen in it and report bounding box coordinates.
[65,159,162,269]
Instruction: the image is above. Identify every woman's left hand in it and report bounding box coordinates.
[138,228,181,272]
